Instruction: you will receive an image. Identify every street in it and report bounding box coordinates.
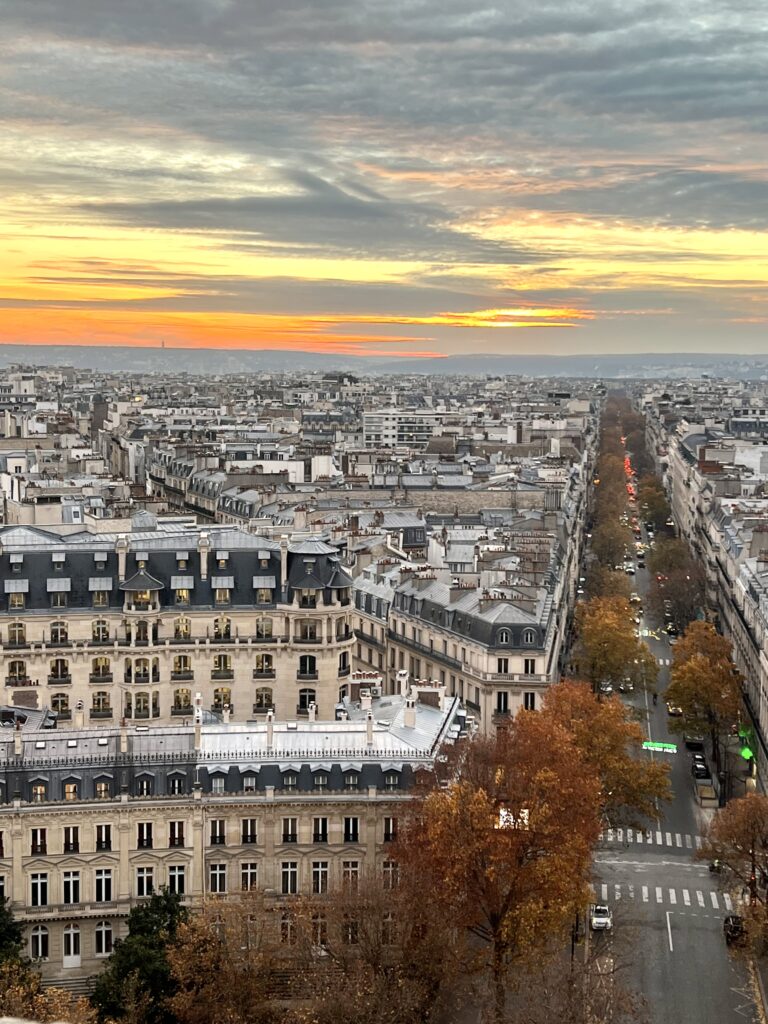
[591,542,761,1023]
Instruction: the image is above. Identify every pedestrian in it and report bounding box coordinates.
[652,692,657,706]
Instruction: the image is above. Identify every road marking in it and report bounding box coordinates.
[683,889,691,906]
[696,891,705,907]
[601,884,608,901]
[695,836,702,850]
[685,835,693,849]
[666,911,674,952]
[656,830,662,845]
[669,889,677,905]
[642,886,649,902]
[675,833,682,848]
[710,892,719,909]
[616,828,623,843]
[666,832,672,846]
[628,884,635,900]
[615,884,622,901]
[724,894,733,912]
[606,829,614,842]
[656,887,663,903]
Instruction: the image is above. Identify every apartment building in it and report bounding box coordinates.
[0,516,355,728]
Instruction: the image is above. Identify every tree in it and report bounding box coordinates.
[666,622,742,771]
[0,898,23,965]
[592,521,632,568]
[574,597,643,692]
[585,565,631,602]
[91,889,188,1024]
[541,681,670,827]
[399,712,602,1024]
[0,960,97,1024]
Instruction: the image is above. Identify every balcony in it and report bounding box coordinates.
[252,703,274,715]
[252,669,276,679]
[90,709,113,720]
[338,665,351,677]
[48,674,72,685]
[30,843,47,856]
[5,676,34,687]
[294,635,321,645]
[242,833,258,844]
[355,628,384,649]
[171,670,194,681]
[297,671,318,682]
[211,669,234,680]
[299,598,317,610]
[55,710,72,721]
[171,705,192,717]
[313,833,328,844]
[168,837,185,848]
[335,629,354,643]
[137,838,153,850]
[386,629,462,670]
[210,835,226,846]
[63,842,80,853]
[211,703,234,715]
[89,673,113,684]
[96,840,112,851]
[134,709,150,719]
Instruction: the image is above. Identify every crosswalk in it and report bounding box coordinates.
[599,827,702,850]
[597,882,737,912]
[658,657,671,666]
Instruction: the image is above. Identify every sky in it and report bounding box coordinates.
[2,0,768,360]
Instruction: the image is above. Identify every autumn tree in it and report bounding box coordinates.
[574,596,648,692]
[592,521,632,568]
[91,888,188,1024]
[585,565,631,602]
[541,680,669,828]
[0,898,22,965]
[0,959,97,1024]
[646,538,704,629]
[666,622,741,770]
[399,712,602,1024]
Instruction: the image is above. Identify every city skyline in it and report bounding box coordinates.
[2,0,767,358]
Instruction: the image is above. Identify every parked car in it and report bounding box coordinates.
[692,761,711,780]
[684,733,705,750]
[618,679,634,693]
[666,702,683,717]
[598,681,614,696]
[590,904,613,931]
[724,915,746,946]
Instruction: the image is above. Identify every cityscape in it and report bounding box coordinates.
[2,1,768,1023]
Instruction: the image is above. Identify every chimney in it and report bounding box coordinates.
[266,709,274,748]
[222,704,231,724]
[280,536,289,589]
[74,700,85,730]
[403,697,416,729]
[361,690,373,711]
[366,710,374,746]
[119,720,128,754]
[198,530,210,580]
[308,702,317,722]
[116,534,128,582]
[14,719,22,756]
[194,692,203,750]
[396,669,410,696]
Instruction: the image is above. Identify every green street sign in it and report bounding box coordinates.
[740,745,754,761]
[643,741,677,753]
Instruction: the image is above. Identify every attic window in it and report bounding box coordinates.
[304,559,316,573]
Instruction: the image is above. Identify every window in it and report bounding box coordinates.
[213,686,231,709]
[242,773,257,793]
[282,817,297,844]
[343,817,359,843]
[174,616,191,640]
[30,872,48,907]
[92,619,110,642]
[96,824,112,851]
[312,912,328,948]
[382,912,396,946]
[50,621,68,644]
[256,588,271,604]
[52,692,70,716]
[281,861,298,895]
[282,773,297,792]
[95,780,111,800]
[254,654,273,674]
[173,688,192,711]
[496,691,509,714]
[175,588,190,606]
[214,588,230,607]
[255,619,273,640]
[213,616,231,641]
[497,629,510,645]
[280,911,296,945]
[30,925,49,961]
[298,655,316,677]
[136,776,153,797]
[342,860,359,892]
[209,863,227,894]
[169,821,185,848]
[298,687,316,712]
[64,781,78,802]
[136,867,154,897]
[63,871,80,905]
[31,782,46,804]
[169,775,185,796]
[383,860,399,890]
[523,691,536,711]
[384,816,397,843]
[92,690,111,713]
[63,826,79,853]
[168,865,186,896]
[313,772,328,792]
[211,775,225,794]
[313,817,328,843]
[342,914,359,945]
[137,822,153,849]
[210,819,226,845]
[241,863,258,891]
[524,658,536,675]
[63,924,80,964]
[95,921,113,957]
[31,828,47,855]
[497,658,509,674]
[8,622,25,645]
[242,819,257,844]
[522,629,536,646]
[93,590,108,608]
[344,772,360,793]
[312,861,329,894]
[9,592,24,610]
[95,869,112,903]
[8,659,27,682]
[384,772,400,792]
[51,591,67,609]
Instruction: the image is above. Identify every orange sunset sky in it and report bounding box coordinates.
[2,1,767,360]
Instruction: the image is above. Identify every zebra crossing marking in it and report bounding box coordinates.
[669,889,677,905]
[675,833,683,848]
[710,892,719,909]
[614,884,622,901]
[666,832,672,846]
[683,889,691,906]
[601,884,608,901]
[695,836,702,850]
[642,886,649,902]
[697,891,705,908]
[685,835,693,849]
[656,830,662,844]
[599,828,702,851]
[655,887,663,903]
[724,894,733,912]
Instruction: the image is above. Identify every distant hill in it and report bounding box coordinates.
[1,344,767,378]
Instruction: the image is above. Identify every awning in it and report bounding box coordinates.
[46,578,71,592]
[211,575,234,589]
[215,550,229,561]
[89,577,113,591]
[175,551,189,561]
[93,552,108,562]
[119,570,163,592]
[258,550,272,560]
[9,553,23,564]
[134,551,149,561]
[5,579,29,593]
[171,576,194,589]
[252,576,276,588]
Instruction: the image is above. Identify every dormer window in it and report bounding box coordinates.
[522,629,537,646]
[216,551,229,569]
[497,629,510,645]
[10,553,22,574]
[52,552,65,571]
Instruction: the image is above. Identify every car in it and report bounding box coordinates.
[691,752,706,765]
[590,904,613,931]
[684,733,705,750]
[629,592,642,604]
[637,558,645,567]
[692,762,711,780]
[598,681,614,695]
[666,702,683,716]
[625,565,636,575]
[668,636,678,645]
[665,624,679,636]
[724,914,746,946]
[618,679,634,693]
